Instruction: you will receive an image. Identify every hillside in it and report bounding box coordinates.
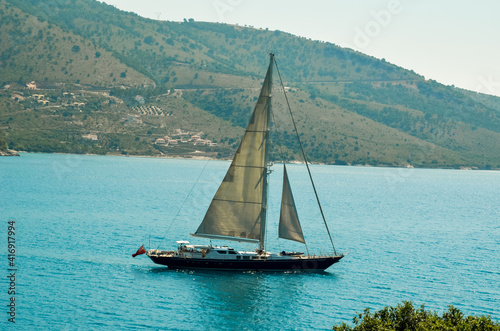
[1,0,499,169]
[0,1,153,86]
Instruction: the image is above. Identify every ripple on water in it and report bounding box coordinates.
[2,154,499,330]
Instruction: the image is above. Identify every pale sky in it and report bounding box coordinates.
[100,0,500,97]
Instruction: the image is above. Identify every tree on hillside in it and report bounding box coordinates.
[144,35,154,45]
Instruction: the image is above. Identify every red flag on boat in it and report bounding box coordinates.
[132,245,146,258]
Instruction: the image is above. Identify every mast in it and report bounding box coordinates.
[259,53,274,251]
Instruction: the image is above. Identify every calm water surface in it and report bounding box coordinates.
[1,153,499,330]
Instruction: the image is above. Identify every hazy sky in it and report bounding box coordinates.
[100,0,500,97]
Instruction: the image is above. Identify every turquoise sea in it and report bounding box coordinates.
[1,153,499,330]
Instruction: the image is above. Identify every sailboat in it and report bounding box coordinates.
[146,54,344,271]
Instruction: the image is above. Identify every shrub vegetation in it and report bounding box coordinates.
[333,301,500,331]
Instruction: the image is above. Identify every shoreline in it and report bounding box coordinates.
[0,149,20,156]
[9,151,499,171]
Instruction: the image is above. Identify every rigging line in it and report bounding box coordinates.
[272,108,312,255]
[155,159,211,250]
[304,241,310,257]
[273,57,338,256]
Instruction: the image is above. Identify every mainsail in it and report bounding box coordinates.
[279,165,305,243]
[192,55,273,244]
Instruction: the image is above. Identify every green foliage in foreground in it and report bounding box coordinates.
[333,301,499,331]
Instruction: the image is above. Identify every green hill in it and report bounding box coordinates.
[1,0,499,169]
[0,1,153,86]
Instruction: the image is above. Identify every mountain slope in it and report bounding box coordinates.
[1,0,499,169]
[0,0,153,86]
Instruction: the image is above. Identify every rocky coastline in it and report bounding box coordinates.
[0,149,20,156]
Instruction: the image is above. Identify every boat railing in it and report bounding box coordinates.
[148,249,175,257]
[303,253,343,259]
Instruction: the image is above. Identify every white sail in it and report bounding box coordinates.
[279,165,305,243]
[192,57,272,243]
